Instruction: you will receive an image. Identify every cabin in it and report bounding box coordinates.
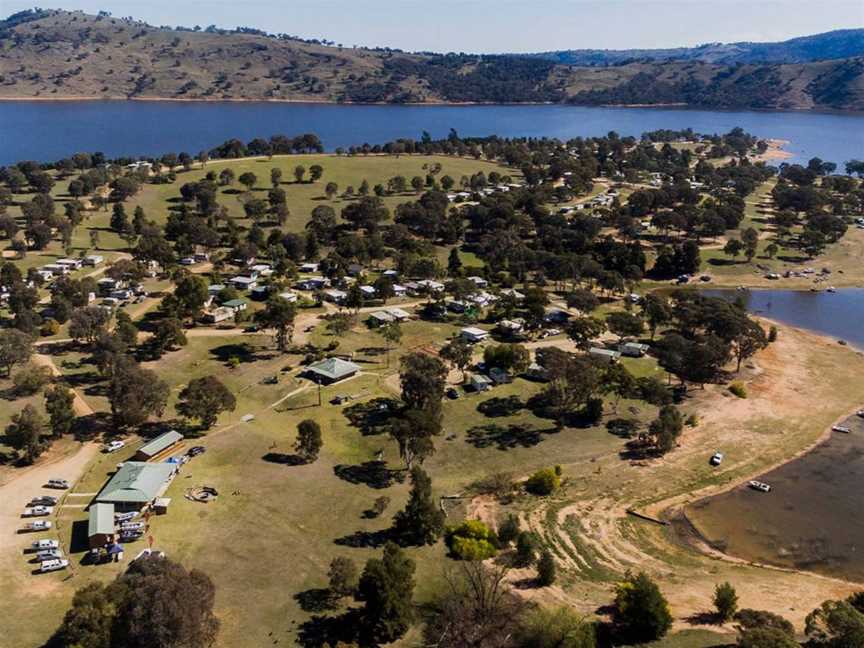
[460,327,489,344]
[304,358,361,385]
[230,276,257,291]
[497,319,524,338]
[385,307,410,321]
[96,462,178,512]
[470,374,494,392]
[467,276,489,289]
[323,289,348,304]
[488,367,512,385]
[368,310,396,327]
[416,279,445,294]
[299,262,319,273]
[392,284,407,297]
[620,342,650,358]
[87,502,116,549]
[57,258,83,270]
[277,291,298,303]
[208,284,226,296]
[83,254,104,267]
[359,285,376,298]
[133,430,184,462]
[203,307,233,324]
[296,277,329,291]
[222,299,248,314]
[524,362,550,382]
[589,347,621,364]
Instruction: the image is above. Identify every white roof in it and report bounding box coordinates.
[461,327,488,337]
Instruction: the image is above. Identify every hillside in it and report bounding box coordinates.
[0,10,862,110]
[532,29,864,66]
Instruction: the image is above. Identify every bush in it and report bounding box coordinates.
[498,514,521,545]
[768,325,778,342]
[13,365,52,396]
[729,382,747,398]
[713,581,738,621]
[614,571,672,642]
[445,520,498,560]
[583,397,603,424]
[537,550,557,586]
[514,531,537,567]
[525,467,560,495]
[40,318,60,337]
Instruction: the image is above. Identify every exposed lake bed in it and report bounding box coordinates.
[679,289,864,583]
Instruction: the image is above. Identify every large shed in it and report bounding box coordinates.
[87,502,116,548]
[133,430,183,461]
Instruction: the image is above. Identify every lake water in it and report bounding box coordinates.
[704,288,864,350]
[1,101,863,166]
[687,288,864,582]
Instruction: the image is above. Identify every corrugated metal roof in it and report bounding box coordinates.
[88,502,115,536]
[137,431,183,458]
[306,357,360,380]
[97,462,176,503]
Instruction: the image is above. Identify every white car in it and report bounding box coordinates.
[115,511,138,523]
[832,425,851,433]
[105,440,126,453]
[710,452,724,466]
[36,549,63,561]
[46,479,70,489]
[31,539,59,551]
[25,520,52,532]
[39,559,69,573]
[23,506,53,517]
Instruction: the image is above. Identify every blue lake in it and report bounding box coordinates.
[1,101,862,166]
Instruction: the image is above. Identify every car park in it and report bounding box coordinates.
[39,559,69,573]
[23,506,53,517]
[46,479,70,489]
[24,520,52,532]
[31,539,59,551]
[105,440,126,453]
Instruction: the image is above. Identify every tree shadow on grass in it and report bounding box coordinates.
[465,423,557,450]
[294,588,338,613]
[477,395,525,418]
[262,452,307,466]
[684,611,724,626]
[333,461,403,489]
[208,343,258,364]
[70,412,113,442]
[343,397,400,436]
[296,608,363,648]
[333,528,392,549]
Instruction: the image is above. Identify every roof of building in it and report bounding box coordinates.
[589,347,621,357]
[369,310,395,322]
[97,462,176,504]
[88,502,115,537]
[471,374,493,385]
[223,299,248,308]
[306,357,361,381]
[137,430,183,459]
[231,276,256,284]
[386,307,410,319]
[461,326,489,337]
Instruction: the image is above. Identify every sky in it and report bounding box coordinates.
[5,0,864,53]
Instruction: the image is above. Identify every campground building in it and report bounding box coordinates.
[133,430,183,462]
[96,461,178,512]
[87,502,116,548]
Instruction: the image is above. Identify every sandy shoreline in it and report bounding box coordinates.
[750,138,793,162]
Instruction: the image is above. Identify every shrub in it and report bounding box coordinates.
[525,467,560,495]
[614,571,672,642]
[714,581,738,621]
[583,397,603,424]
[445,520,498,560]
[537,550,557,586]
[729,382,747,398]
[498,514,521,545]
[685,414,699,427]
[768,325,778,342]
[13,364,52,396]
[40,318,60,336]
[514,531,536,567]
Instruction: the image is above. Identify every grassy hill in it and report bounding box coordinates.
[0,9,862,110]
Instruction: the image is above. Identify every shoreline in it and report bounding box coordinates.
[656,317,864,585]
[0,95,861,115]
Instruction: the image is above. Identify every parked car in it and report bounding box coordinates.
[31,539,59,551]
[24,520,52,532]
[119,532,143,543]
[115,511,138,523]
[23,506,53,517]
[120,521,145,532]
[749,480,771,493]
[46,479,70,489]
[104,440,126,453]
[36,549,63,561]
[832,425,851,433]
[29,495,58,506]
[187,446,206,457]
[445,387,460,400]
[710,452,724,466]
[39,559,69,573]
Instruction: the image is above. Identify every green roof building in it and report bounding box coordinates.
[87,502,116,548]
[304,357,360,384]
[96,462,177,511]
